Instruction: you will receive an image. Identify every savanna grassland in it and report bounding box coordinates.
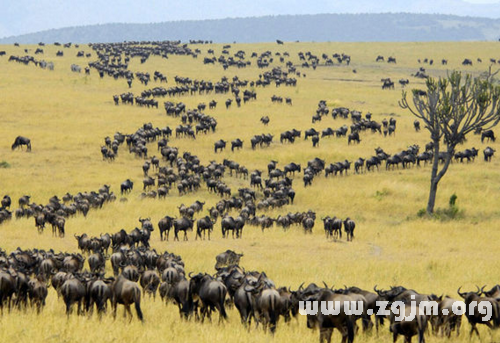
[0,40,500,343]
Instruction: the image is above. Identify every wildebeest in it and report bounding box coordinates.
[457,286,499,337]
[1,195,11,209]
[244,277,282,333]
[214,139,227,153]
[61,276,86,315]
[0,270,15,313]
[484,147,495,162]
[142,176,155,190]
[173,217,194,241]
[28,276,48,313]
[158,215,175,241]
[414,120,420,132]
[120,179,134,195]
[304,288,356,343]
[189,273,228,322]
[481,130,496,143]
[348,131,360,144]
[344,218,355,241]
[112,275,143,321]
[140,270,161,299]
[196,216,214,240]
[215,250,243,269]
[11,136,31,151]
[221,216,238,238]
[430,295,462,338]
[231,138,243,151]
[87,277,113,316]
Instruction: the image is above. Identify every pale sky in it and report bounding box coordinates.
[1,0,500,39]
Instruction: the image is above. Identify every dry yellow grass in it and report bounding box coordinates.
[0,41,499,342]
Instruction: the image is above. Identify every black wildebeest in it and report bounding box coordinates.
[112,275,143,321]
[11,136,31,152]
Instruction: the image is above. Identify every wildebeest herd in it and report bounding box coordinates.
[1,244,500,343]
[2,39,499,342]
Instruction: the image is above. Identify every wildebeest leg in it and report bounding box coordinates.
[112,301,118,319]
[184,230,188,241]
[392,330,399,343]
[125,305,134,322]
[320,328,333,343]
[469,323,479,337]
[66,300,72,316]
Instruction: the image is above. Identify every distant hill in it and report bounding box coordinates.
[1,13,500,44]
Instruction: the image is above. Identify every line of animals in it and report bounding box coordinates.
[0,185,116,228]
[1,246,499,343]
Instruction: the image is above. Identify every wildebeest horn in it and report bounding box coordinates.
[188,272,194,278]
[244,285,254,292]
[476,285,481,294]
[457,286,466,297]
[480,285,486,295]
[322,281,329,289]
[298,282,304,291]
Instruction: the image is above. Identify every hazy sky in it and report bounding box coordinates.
[2,0,500,39]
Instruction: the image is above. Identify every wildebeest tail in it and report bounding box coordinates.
[417,314,427,343]
[493,301,500,328]
[346,314,355,343]
[134,287,144,321]
[269,294,277,333]
[219,287,227,319]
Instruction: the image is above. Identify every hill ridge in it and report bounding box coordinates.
[1,13,500,44]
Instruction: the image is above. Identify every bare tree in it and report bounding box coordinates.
[400,71,500,214]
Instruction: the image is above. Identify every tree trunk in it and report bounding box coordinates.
[427,140,454,215]
[426,140,440,214]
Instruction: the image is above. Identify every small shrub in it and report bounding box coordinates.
[449,193,457,207]
[0,161,10,168]
[417,208,427,217]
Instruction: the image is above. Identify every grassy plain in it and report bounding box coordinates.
[0,41,500,342]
